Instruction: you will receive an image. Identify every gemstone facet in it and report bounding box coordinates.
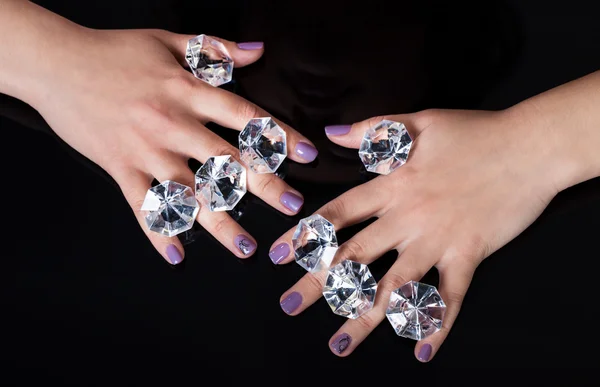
[239,117,287,173]
[323,260,378,319]
[141,180,199,237]
[185,34,233,87]
[292,214,338,273]
[386,281,446,340]
[359,120,412,175]
[195,155,247,212]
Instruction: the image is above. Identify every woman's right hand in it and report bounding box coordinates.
[26,26,318,265]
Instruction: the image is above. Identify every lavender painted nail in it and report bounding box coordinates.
[269,243,290,264]
[295,142,318,162]
[280,192,303,213]
[325,125,351,136]
[280,292,302,315]
[235,235,256,256]
[166,244,183,265]
[237,42,264,50]
[330,333,352,354]
[418,344,433,362]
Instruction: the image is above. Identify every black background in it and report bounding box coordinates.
[1,0,600,380]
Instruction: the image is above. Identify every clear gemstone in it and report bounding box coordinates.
[323,260,378,319]
[195,155,247,212]
[239,117,287,173]
[292,214,338,273]
[140,181,199,237]
[359,120,413,175]
[386,281,446,340]
[185,34,233,87]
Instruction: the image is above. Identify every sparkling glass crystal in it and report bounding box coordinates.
[140,180,199,237]
[185,34,233,87]
[323,260,378,319]
[239,117,287,173]
[359,120,412,175]
[195,155,247,212]
[386,281,446,340]
[292,214,338,273]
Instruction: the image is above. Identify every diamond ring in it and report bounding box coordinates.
[359,120,413,175]
[239,117,287,174]
[185,34,233,87]
[323,260,378,319]
[194,155,247,212]
[292,214,338,273]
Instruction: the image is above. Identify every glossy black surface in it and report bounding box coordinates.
[2,0,600,378]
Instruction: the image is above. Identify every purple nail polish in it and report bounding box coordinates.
[330,333,352,354]
[237,42,264,50]
[280,292,302,315]
[295,142,318,162]
[418,344,433,362]
[269,243,290,264]
[235,235,256,255]
[325,125,351,136]
[280,192,303,213]
[166,244,183,265]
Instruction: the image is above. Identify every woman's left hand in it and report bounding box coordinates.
[269,107,564,361]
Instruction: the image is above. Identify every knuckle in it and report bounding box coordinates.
[336,239,366,262]
[367,115,387,128]
[355,313,378,332]
[167,72,196,93]
[236,101,260,124]
[255,173,279,197]
[381,271,411,294]
[321,197,347,224]
[444,290,466,307]
[128,100,177,130]
[211,144,238,159]
[212,217,230,235]
[304,272,325,292]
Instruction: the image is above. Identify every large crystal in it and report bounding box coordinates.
[195,155,247,212]
[239,117,287,173]
[185,34,233,87]
[140,180,199,237]
[323,260,378,319]
[386,281,446,340]
[292,214,338,273]
[359,120,412,175]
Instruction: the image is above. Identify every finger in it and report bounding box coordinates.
[269,178,385,265]
[193,86,318,163]
[413,262,475,363]
[328,248,432,357]
[113,169,187,266]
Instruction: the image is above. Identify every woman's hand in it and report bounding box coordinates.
[269,108,564,361]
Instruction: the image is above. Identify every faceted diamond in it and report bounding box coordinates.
[185,34,233,87]
[292,214,338,273]
[140,180,199,237]
[359,120,412,175]
[195,155,247,212]
[239,117,287,173]
[323,260,378,319]
[386,281,446,340]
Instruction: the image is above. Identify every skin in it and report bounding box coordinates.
[271,71,600,361]
[0,0,317,264]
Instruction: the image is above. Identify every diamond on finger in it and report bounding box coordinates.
[185,34,233,87]
[239,117,287,173]
[195,155,247,212]
[141,180,199,237]
[359,120,412,175]
[323,260,378,319]
[292,214,338,273]
[386,281,446,340]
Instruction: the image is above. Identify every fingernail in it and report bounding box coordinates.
[269,243,290,264]
[418,344,433,362]
[330,333,352,355]
[280,292,302,315]
[295,142,318,162]
[165,244,184,265]
[280,192,303,213]
[237,41,264,50]
[325,125,351,136]
[235,235,256,256]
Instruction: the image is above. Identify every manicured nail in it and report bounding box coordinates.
[269,243,290,264]
[418,344,433,362]
[295,142,318,162]
[235,235,256,256]
[325,125,351,136]
[237,41,264,50]
[165,244,184,265]
[280,292,302,315]
[330,333,352,354]
[280,192,303,213]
